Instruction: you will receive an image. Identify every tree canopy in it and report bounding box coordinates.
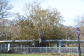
[0,1,76,40]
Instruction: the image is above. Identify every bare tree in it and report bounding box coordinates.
[0,0,12,19]
[0,0,12,40]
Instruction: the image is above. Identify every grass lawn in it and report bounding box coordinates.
[0,54,50,56]
[0,53,83,56]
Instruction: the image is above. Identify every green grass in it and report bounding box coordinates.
[0,53,84,56]
[0,54,50,56]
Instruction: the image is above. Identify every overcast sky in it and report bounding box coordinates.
[10,0,84,26]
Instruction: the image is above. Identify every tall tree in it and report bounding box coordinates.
[0,0,12,40]
[11,2,76,41]
[14,2,65,41]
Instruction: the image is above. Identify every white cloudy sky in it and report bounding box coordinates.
[10,0,84,26]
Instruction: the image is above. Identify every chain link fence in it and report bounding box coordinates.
[0,40,84,56]
[0,47,82,56]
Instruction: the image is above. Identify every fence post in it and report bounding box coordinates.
[8,43,10,51]
[58,40,61,53]
[76,27,81,56]
[46,47,47,53]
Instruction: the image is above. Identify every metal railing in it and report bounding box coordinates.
[0,40,84,56]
